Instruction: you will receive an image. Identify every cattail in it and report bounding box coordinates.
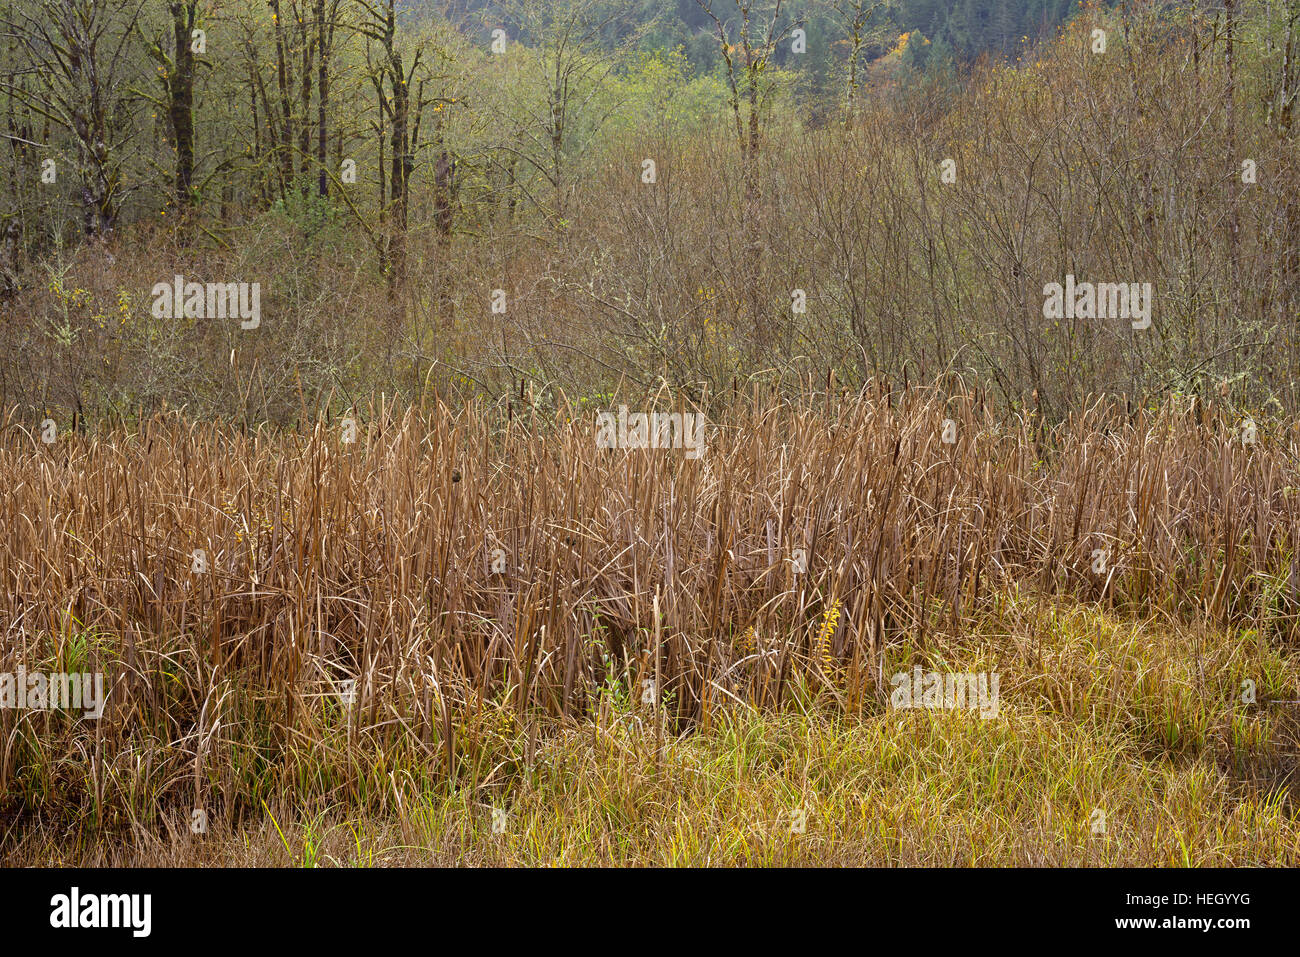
[816,600,842,674]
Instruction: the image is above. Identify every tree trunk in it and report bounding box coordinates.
[168,1,196,209]
[316,0,329,197]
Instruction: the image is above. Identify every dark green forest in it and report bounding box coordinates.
[427,0,1088,70]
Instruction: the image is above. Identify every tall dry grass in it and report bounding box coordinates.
[1,384,1297,836]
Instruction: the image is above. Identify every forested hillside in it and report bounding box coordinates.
[421,0,1085,68]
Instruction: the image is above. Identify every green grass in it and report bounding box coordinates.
[9,596,1300,866]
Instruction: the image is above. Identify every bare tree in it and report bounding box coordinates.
[316,0,342,197]
[487,0,642,227]
[141,0,202,211]
[695,0,799,341]
[3,0,149,236]
[696,0,796,193]
[358,0,432,292]
[830,0,888,123]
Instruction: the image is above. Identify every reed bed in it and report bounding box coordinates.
[2,385,1298,842]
